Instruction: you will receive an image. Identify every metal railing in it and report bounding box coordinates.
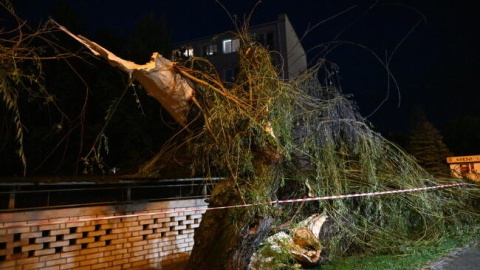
[0,177,221,212]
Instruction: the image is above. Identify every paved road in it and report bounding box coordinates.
[423,240,480,270]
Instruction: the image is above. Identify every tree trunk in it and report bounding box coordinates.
[186,184,273,269]
[186,197,273,269]
[187,155,281,270]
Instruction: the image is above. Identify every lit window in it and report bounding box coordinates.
[183,47,194,57]
[222,38,240,54]
[172,47,194,60]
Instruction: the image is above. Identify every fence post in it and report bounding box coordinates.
[8,189,15,209]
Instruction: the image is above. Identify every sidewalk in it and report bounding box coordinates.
[422,239,480,270]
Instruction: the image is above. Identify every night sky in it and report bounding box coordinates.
[13,0,480,135]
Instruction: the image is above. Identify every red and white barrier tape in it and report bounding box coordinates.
[1,182,475,229]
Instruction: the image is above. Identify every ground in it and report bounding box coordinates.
[423,239,480,270]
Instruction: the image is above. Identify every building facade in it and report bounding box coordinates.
[172,14,307,82]
[446,155,480,181]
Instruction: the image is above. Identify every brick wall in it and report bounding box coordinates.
[0,199,207,270]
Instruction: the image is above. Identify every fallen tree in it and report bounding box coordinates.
[57,22,479,270]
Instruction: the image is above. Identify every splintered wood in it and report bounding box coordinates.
[56,22,194,127]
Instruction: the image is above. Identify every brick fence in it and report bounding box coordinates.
[0,199,207,270]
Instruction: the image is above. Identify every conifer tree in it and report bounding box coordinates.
[406,107,453,175]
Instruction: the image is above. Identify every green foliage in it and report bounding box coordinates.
[183,35,288,207]
[131,17,480,265]
[319,226,480,270]
[285,71,473,258]
[146,26,479,263]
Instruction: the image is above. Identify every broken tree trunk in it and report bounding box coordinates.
[249,214,330,269]
[56,22,194,127]
[186,184,274,269]
[186,153,282,270]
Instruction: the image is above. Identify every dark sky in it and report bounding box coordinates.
[13,0,480,134]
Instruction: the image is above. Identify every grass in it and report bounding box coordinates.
[319,227,479,270]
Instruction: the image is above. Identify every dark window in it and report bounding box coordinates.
[223,68,239,82]
[266,32,274,49]
[203,44,218,56]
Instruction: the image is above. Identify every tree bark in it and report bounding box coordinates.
[186,182,275,270]
[187,153,281,270]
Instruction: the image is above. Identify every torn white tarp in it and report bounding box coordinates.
[56,22,194,127]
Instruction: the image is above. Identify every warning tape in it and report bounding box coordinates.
[0,182,475,229]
